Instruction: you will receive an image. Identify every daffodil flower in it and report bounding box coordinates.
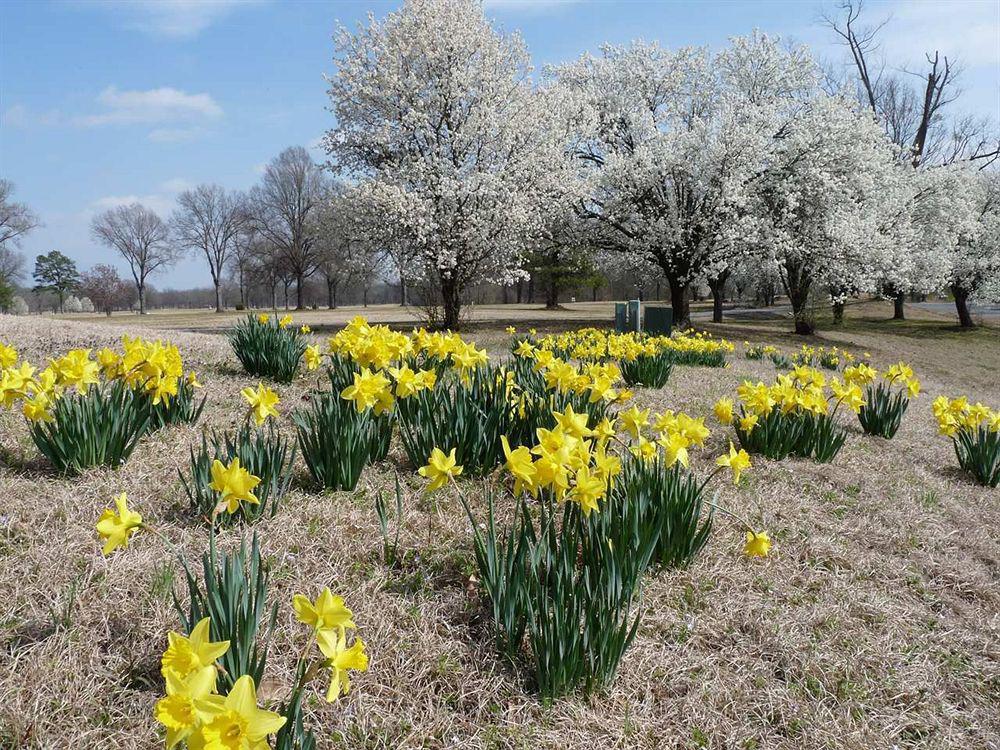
[317,629,369,702]
[95,492,143,555]
[209,457,261,514]
[293,588,357,635]
[418,447,463,492]
[197,675,286,747]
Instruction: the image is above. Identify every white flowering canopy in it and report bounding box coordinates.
[553,32,820,326]
[325,0,567,327]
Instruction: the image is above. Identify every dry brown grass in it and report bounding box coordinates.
[1,311,998,750]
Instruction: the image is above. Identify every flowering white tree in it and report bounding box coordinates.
[325,0,566,329]
[744,93,904,333]
[945,170,1000,326]
[555,33,816,327]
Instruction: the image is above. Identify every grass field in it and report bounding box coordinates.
[1,305,998,749]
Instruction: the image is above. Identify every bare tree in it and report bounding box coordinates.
[0,179,40,250]
[79,264,135,316]
[0,246,26,286]
[90,203,179,314]
[313,199,355,309]
[824,0,1000,320]
[249,147,326,309]
[226,225,258,309]
[172,184,248,313]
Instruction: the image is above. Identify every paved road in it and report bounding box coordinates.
[690,301,1000,322]
[911,301,1000,319]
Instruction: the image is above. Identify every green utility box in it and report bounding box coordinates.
[614,300,642,332]
[644,306,673,336]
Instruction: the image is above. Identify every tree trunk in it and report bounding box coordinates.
[327,279,337,309]
[441,276,461,330]
[527,276,535,304]
[214,282,223,313]
[295,274,305,310]
[893,292,905,320]
[708,272,728,324]
[667,276,690,330]
[516,279,524,304]
[545,278,558,309]
[138,283,146,315]
[832,301,844,325]
[400,276,408,306]
[363,286,368,307]
[952,283,975,328]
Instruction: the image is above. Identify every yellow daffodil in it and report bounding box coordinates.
[95,493,143,555]
[257,313,270,324]
[713,397,734,425]
[568,465,605,516]
[418,447,463,492]
[304,344,321,371]
[619,405,649,438]
[501,435,537,497]
[300,324,311,334]
[317,629,369,702]
[186,371,202,388]
[744,531,772,558]
[715,441,752,484]
[155,665,222,750]
[0,343,17,369]
[278,315,293,328]
[739,413,759,433]
[161,618,231,680]
[198,675,286,747]
[241,383,280,425]
[209,457,261,514]
[293,588,356,635]
[505,326,516,334]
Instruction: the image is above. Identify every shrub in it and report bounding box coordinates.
[30,381,153,474]
[228,314,307,383]
[181,423,296,524]
[293,392,371,490]
[173,532,278,693]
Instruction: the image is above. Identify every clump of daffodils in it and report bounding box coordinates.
[517,327,733,367]
[848,361,920,439]
[743,342,779,361]
[0,337,198,424]
[932,396,1000,487]
[154,617,286,748]
[722,365,859,462]
[292,588,369,702]
[792,344,857,370]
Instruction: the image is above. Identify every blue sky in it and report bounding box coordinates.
[2,0,997,289]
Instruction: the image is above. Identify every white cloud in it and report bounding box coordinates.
[2,104,62,128]
[76,86,222,127]
[77,0,266,39]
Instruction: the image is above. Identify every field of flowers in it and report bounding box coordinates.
[0,312,998,750]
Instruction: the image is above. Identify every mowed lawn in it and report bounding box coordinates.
[1,307,998,749]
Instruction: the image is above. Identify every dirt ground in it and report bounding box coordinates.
[1,306,998,750]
